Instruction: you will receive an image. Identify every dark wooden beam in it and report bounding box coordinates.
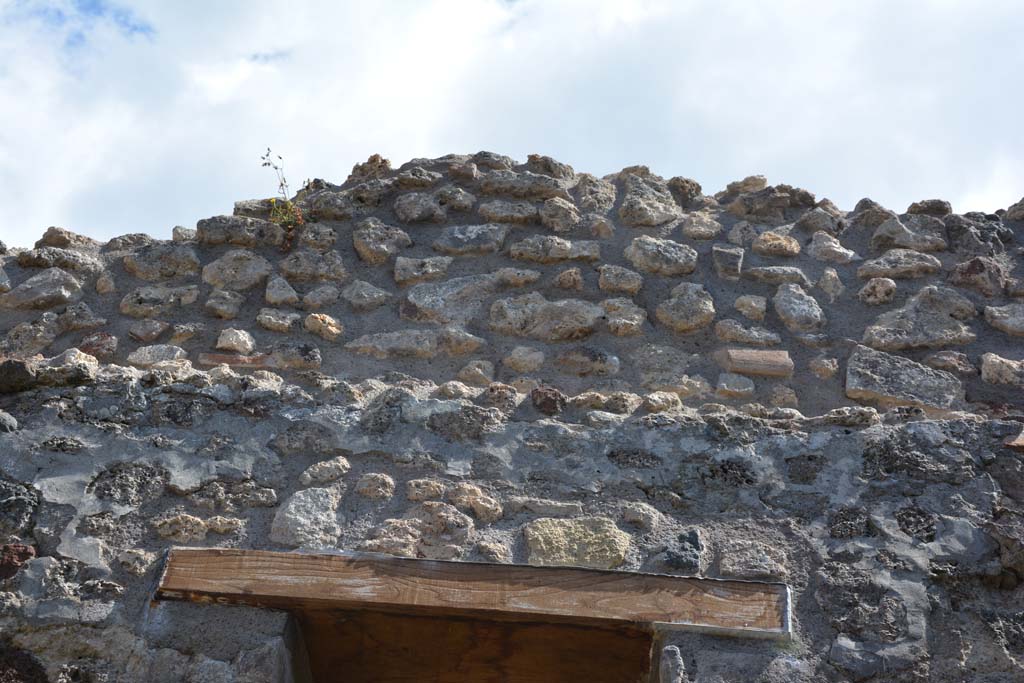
[296,609,657,683]
[154,548,791,639]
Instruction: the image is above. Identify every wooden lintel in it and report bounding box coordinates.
[154,548,791,640]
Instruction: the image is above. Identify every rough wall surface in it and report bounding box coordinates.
[1,151,1023,681]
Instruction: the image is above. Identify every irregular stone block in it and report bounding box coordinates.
[625,235,697,276]
[196,215,284,247]
[17,246,103,274]
[402,271,537,325]
[270,487,343,549]
[265,274,299,306]
[438,184,476,211]
[717,372,755,399]
[395,166,441,188]
[302,284,340,310]
[447,483,502,524]
[0,268,81,310]
[204,289,244,319]
[772,283,825,333]
[857,277,896,305]
[906,198,951,216]
[950,256,1009,297]
[352,218,412,265]
[655,283,716,333]
[734,294,766,321]
[817,267,845,303]
[278,249,348,283]
[524,516,631,569]
[299,456,351,487]
[602,298,647,336]
[984,303,1024,336]
[553,267,583,290]
[575,173,616,214]
[870,217,946,252]
[632,344,709,397]
[490,292,603,341]
[479,169,572,200]
[618,172,680,227]
[394,192,446,223]
[455,359,494,387]
[123,244,200,281]
[128,318,170,343]
[35,225,100,250]
[127,344,187,367]
[923,350,975,375]
[680,213,722,240]
[712,244,743,280]
[794,206,843,234]
[980,353,1024,387]
[355,473,396,500]
[1005,195,1024,221]
[539,197,581,232]
[857,249,941,279]
[202,249,272,291]
[752,231,801,257]
[394,256,452,286]
[257,308,301,333]
[361,501,474,560]
[597,264,643,295]
[743,266,811,287]
[216,328,255,354]
[808,231,859,264]
[341,279,392,311]
[555,346,620,377]
[304,313,344,341]
[345,327,484,359]
[863,286,976,350]
[478,199,538,224]
[714,319,780,346]
[432,223,508,255]
[509,235,600,263]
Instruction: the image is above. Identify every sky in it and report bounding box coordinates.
[0,0,1022,247]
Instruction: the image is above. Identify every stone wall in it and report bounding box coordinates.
[1,151,1023,681]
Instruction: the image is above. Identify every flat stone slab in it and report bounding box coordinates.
[1005,431,1024,452]
[714,349,794,378]
[845,344,963,410]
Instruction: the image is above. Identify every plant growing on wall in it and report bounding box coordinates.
[261,147,304,250]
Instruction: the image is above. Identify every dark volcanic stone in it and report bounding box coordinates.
[531,385,567,416]
[895,505,937,542]
[0,360,38,394]
[664,529,703,572]
[0,544,35,581]
[0,477,39,541]
[427,405,504,442]
[607,447,662,469]
[41,436,85,453]
[0,642,48,683]
[87,463,169,506]
[785,454,824,484]
[829,507,875,539]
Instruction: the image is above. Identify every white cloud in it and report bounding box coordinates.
[0,0,1021,246]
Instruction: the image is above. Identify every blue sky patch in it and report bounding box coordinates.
[4,0,155,40]
[249,49,291,64]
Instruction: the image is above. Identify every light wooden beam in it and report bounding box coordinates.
[154,548,791,640]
